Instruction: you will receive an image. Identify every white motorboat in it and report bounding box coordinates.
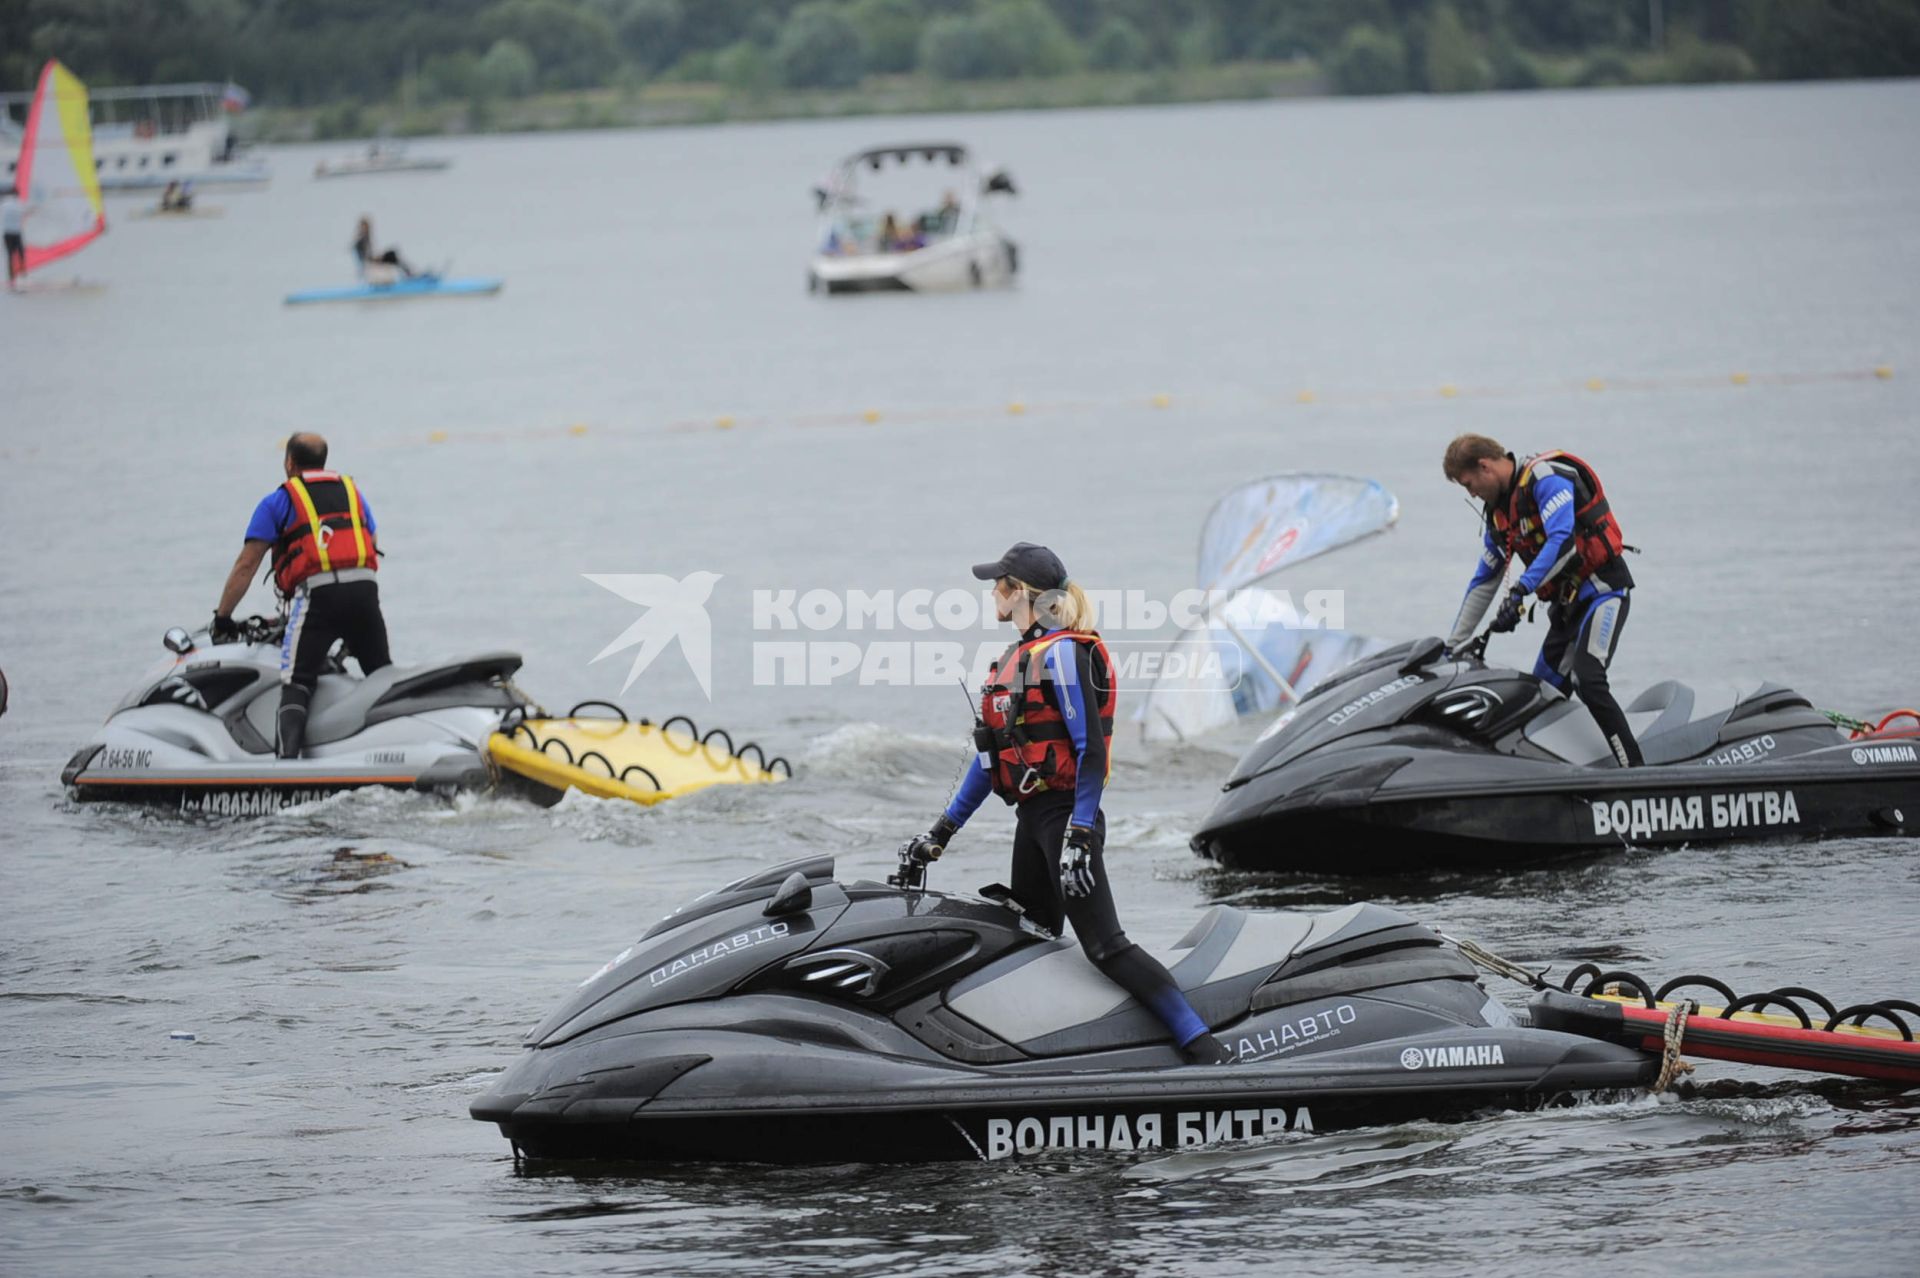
[808,142,1018,295]
[314,142,453,178]
[2,81,269,192]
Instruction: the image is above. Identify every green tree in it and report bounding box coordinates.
[1425,4,1491,91]
[1328,23,1408,94]
[773,3,867,88]
[598,0,686,74]
[476,38,538,98]
[978,0,1080,76]
[847,0,923,74]
[477,0,619,90]
[919,15,1005,79]
[715,39,775,95]
[1735,0,1920,78]
[1088,16,1151,70]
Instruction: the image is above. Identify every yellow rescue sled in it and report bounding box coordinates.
[489,703,791,807]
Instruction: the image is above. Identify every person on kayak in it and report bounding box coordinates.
[353,216,416,280]
[1444,433,1643,767]
[903,543,1234,1065]
[211,433,392,759]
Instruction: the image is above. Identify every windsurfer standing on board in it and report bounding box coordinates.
[2,187,24,288]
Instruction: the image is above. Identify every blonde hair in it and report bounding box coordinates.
[1008,577,1094,631]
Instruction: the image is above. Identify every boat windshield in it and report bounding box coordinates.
[817,145,979,258]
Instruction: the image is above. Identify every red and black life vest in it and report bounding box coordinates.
[978,629,1116,803]
[1486,451,1626,602]
[270,470,377,597]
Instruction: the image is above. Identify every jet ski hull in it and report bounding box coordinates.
[470,856,1655,1165]
[476,1027,1653,1164]
[1195,753,1920,873]
[1192,638,1918,874]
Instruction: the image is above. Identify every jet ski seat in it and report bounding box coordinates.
[239,653,522,748]
[945,903,1371,1054]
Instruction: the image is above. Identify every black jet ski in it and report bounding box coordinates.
[62,615,530,813]
[470,853,1653,1164]
[1192,636,1920,873]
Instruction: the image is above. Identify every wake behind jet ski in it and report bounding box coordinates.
[63,615,527,812]
[1192,635,1920,874]
[469,852,1654,1164]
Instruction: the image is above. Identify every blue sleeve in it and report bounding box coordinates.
[1467,524,1503,589]
[1515,472,1576,594]
[943,755,993,826]
[360,494,376,537]
[244,490,290,542]
[1047,640,1107,829]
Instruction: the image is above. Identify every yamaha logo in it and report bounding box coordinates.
[1400,1047,1424,1070]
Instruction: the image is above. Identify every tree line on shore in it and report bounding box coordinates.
[5,0,1917,110]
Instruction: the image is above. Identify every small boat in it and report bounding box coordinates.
[470,852,1657,1164]
[64,618,789,813]
[4,81,269,192]
[1191,636,1920,873]
[7,60,106,291]
[129,202,223,220]
[808,143,1018,295]
[314,142,452,179]
[284,273,503,305]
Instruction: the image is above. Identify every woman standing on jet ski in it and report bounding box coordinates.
[904,543,1232,1066]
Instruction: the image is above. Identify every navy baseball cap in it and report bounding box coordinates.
[971,542,1068,590]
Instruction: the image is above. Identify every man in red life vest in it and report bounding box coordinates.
[211,433,392,759]
[1443,433,1643,768]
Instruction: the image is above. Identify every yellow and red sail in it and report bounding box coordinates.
[15,60,106,274]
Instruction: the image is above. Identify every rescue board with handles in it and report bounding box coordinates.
[488,705,790,807]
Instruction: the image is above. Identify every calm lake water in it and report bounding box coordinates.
[3,80,1917,1276]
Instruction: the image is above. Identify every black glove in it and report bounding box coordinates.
[210,612,240,643]
[1490,590,1525,635]
[1060,825,1099,899]
[903,814,960,867]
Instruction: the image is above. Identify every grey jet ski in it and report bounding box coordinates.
[1192,636,1920,873]
[469,852,1653,1164]
[63,615,529,813]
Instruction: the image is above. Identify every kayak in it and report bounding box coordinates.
[284,275,503,305]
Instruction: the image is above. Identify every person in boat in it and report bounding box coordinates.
[904,543,1234,1066]
[935,189,961,234]
[879,211,915,253]
[211,433,391,760]
[352,216,416,280]
[1444,433,1643,767]
[159,180,192,212]
[2,186,23,287]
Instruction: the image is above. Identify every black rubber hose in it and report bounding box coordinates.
[1719,993,1812,1028]
[769,757,793,777]
[702,727,735,755]
[568,700,628,722]
[539,737,575,765]
[508,722,540,748]
[1655,975,1739,1006]
[1562,962,1604,993]
[576,750,615,778]
[1767,986,1839,1022]
[619,764,662,791]
[737,742,768,768]
[1582,971,1657,1007]
[661,714,699,738]
[1825,1004,1913,1041]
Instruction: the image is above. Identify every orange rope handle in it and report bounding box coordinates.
[1852,709,1920,740]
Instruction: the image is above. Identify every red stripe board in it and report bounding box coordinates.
[1617,1005,1920,1085]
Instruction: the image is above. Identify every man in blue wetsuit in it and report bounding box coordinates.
[1443,434,1643,767]
[211,433,390,758]
[904,543,1232,1065]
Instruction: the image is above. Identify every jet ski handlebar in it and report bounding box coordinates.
[887,844,930,891]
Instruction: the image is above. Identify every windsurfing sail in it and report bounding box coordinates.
[1199,474,1399,595]
[1137,475,1399,742]
[15,61,106,276]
